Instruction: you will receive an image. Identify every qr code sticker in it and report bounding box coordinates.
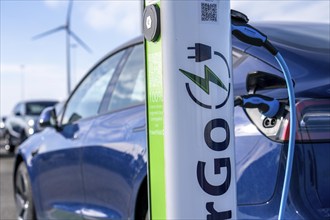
[201,2,218,22]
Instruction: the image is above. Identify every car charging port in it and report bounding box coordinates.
[263,117,277,128]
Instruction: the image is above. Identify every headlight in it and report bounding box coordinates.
[28,128,34,135]
[28,119,35,127]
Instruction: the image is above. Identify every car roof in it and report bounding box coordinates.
[106,36,143,57]
[104,22,329,59]
[255,22,330,52]
[94,22,329,96]
[23,100,58,104]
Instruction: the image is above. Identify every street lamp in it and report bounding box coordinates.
[20,64,25,101]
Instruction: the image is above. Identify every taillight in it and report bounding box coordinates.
[281,99,330,142]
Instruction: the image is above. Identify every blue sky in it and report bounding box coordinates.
[1,0,329,116]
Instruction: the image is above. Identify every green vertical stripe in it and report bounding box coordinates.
[144,2,166,218]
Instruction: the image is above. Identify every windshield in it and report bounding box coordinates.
[255,22,330,52]
[26,102,57,116]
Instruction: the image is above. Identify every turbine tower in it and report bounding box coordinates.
[33,0,92,95]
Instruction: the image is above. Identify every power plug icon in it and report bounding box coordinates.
[187,43,212,62]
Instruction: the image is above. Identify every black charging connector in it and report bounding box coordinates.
[231,10,278,55]
[231,9,249,24]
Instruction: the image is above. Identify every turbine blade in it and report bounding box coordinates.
[69,30,92,53]
[32,26,66,40]
[66,0,73,26]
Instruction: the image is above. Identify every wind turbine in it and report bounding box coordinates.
[33,0,92,95]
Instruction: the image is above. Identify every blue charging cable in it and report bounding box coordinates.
[275,53,296,219]
[231,10,296,220]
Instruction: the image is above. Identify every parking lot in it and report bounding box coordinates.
[0,148,16,220]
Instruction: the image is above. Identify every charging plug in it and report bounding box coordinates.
[235,94,280,118]
[231,9,278,55]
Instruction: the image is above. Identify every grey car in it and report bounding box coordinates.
[4,100,57,152]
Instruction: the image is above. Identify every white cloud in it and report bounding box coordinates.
[84,1,142,35]
[1,63,63,77]
[1,64,22,74]
[231,0,330,23]
[1,64,67,115]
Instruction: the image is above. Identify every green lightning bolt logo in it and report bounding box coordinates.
[179,65,228,94]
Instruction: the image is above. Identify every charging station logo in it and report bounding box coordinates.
[179,43,230,109]
[180,65,227,93]
[179,42,233,219]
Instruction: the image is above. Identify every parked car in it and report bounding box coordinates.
[14,22,329,220]
[0,116,7,141]
[4,100,58,152]
[0,116,8,149]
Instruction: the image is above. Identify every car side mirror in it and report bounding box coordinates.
[14,111,21,116]
[246,71,294,93]
[39,107,57,129]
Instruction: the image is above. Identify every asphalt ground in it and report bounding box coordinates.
[0,148,16,220]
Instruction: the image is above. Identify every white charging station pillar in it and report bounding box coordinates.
[143,1,236,219]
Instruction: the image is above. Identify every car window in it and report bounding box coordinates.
[13,104,21,115]
[26,102,57,116]
[20,104,25,115]
[232,48,245,67]
[62,50,125,125]
[108,44,145,112]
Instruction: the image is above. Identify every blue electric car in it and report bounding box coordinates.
[14,22,330,220]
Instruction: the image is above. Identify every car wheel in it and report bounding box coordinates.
[14,162,36,220]
[136,191,148,220]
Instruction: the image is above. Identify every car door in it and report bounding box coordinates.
[32,49,127,220]
[81,44,147,219]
